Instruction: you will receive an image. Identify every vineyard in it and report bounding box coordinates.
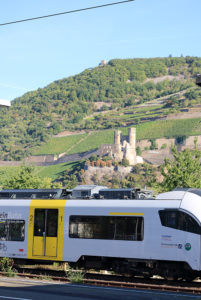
[33,117,201,156]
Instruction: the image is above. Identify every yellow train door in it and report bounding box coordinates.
[33,209,58,257]
[27,200,66,261]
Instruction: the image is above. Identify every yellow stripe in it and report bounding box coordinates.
[109,212,144,216]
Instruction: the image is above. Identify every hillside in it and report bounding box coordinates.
[1,56,201,160]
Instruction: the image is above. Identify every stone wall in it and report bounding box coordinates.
[83,165,133,185]
[183,136,201,148]
[23,155,56,164]
[137,135,201,151]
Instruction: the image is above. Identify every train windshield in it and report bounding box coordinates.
[159,210,200,234]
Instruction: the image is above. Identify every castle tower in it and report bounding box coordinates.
[128,127,137,164]
[114,130,121,145]
[124,142,132,164]
[114,130,123,161]
[129,128,136,150]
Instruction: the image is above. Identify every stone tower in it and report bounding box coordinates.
[114,130,123,160]
[99,127,141,165]
[128,128,137,164]
[114,130,121,145]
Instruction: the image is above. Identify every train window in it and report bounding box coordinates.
[0,220,25,241]
[34,209,58,238]
[0,221,7,240]
[34,209,45,237]
[46,210,58,237]
[69,216,144,241]
[81,191,89,197]
[159,210,200,234]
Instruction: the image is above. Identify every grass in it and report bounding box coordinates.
[35,161,80,180]
[65,268,85,284]
[0,166,21,185]
[135,118,201,139]
[67,131,114,155]
[0,257,16,277]
[33,133,86,155]
[0,162,80,183]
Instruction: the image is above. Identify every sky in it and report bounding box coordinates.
[0,0,201,101]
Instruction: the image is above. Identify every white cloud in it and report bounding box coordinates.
[0,82,28,91]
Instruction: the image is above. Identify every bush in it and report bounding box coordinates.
[102,155,112,161]
[0,257,16,277]
[65,268,85,283]
[149,139,158,150]
[176,135,186,144]
[122,158,130,167]
[136,146,142,155]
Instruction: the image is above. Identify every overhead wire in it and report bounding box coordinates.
[0,0,135,27]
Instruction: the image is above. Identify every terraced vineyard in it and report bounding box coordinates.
[33,134,87,155]
[32,117,201,156]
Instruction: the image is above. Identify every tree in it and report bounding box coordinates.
[3,165,54,189]
[64,174,78,189]
[150,139,157,150]
[122,158,130,167]
[136,146,142,156]
[158,142,201,192]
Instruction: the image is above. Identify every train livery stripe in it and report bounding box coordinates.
[27,199,67,261]
[109,212,144,216]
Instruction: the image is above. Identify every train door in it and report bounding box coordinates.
[33,209,58,257]
[27,200,66,261]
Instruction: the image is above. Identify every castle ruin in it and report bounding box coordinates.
[99,128,142,165]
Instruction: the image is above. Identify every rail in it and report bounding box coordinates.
[0,268,201,295]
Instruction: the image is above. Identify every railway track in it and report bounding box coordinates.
[1,266,201,295]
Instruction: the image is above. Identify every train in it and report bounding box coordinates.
[0,185,200,281]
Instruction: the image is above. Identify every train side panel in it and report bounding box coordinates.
[62,200,200,271]
[0,200,30,259]
[147,216,200,270]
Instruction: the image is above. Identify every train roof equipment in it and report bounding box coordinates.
[0,185,154,200]
[71,185,108,199]
[0,189,69,199]
[96,188,154,199]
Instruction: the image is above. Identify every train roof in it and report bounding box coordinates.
[67,198,181,209]
[0,188,201,223]
[156,188,201,200]
[156,188,201,222]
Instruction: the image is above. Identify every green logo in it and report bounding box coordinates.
[185,243,191,251]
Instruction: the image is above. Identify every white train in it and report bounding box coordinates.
[0,186,200,280]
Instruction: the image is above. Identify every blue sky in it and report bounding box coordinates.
[0,0,201,101]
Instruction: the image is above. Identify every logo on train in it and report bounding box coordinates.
[185,243,191,251]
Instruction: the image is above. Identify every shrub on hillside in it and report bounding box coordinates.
[121,158,130,167]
